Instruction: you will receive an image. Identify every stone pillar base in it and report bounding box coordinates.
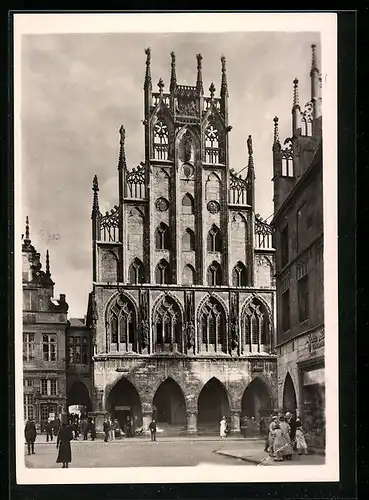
[142,411,152,433]
[186,411,198,434]
[230,410,241,435]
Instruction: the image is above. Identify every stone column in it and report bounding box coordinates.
[92,410,108,437]
[229,409,241,435]
[142,402,153,433]
[186,410,198,434]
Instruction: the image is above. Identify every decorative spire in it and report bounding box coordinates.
[273,116,281,150]
[144,47,152,89]
[157,78,164,94]
[311,44,319,74]
[220,55,228,97]
[196,54,204,95]
[247,135,255,179]
[45,249,51,277]
[209,82,216,100]
[92,174,99,214]
[169,51,177,93]
[118,125,127,171]
[293,78,300,108]
[24,216,30,243]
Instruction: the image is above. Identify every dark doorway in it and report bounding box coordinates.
[241,378,272,418]
[153,378,186,425]
[283,373,297,414]
[108,378,142,433]
[67,381,92,414]
[197,377,229,427]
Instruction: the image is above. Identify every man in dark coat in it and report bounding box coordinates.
[56,423,73,468]
[81,418,89,440]
[103,417,111,442]
[286,412,297,451]
[89,417,96,441]
[149,419,157,442]
[24,418,36,455]
[45,418,54,442]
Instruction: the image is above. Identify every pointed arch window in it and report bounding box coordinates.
[182,193,194,215]
[155,259,170,284]
[232,261,248,286]
[199,296,226,353]
[155,223,171,250]
[109,296,137,353]
[153,120,169,160]
[154,296,182,352]
[207,225,222,252]
[242,299,270,353]
[129,258,145,284]
[182,228,195,251]
[183,264,195,285]
[205,123,220,163]
[207,261,222,286]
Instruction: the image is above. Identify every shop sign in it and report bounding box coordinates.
[115,406,130,411]
[306,328,325,352]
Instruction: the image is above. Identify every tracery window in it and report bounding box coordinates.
[129,258,145,284]
[207,261,222,286]
[153,120,169,160]
[155,223,171,250]
[207,225,222,252]
[242,299,269,353]
[154,296,182,352]
[182,228,195,251]
[199,296,226,352]
[182,193,194,215]
[109,296,136,352]
[155,259,170,284]
[232,261,248,286]
[205,123,220,163]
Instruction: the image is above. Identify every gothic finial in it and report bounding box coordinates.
[196,53,204,95]
[273,116,281,150]
[25,216,30,243]
[118,125,127,171]
[247,135,255,179]
[209,82,216,100]
[311,44,318,72]
[169,51,177,93]
[293,78,300,108]
[144,47,152,89]
[247,135,253,156]
[158,78,164,94]
[92,175,99,214]
[220,55,228,97]
[46,249,51,277]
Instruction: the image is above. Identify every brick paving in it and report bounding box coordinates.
[24,437,324,468]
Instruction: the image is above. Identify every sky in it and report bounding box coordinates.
[21,31,320,318]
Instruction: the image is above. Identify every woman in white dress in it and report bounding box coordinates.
[295,419,308,455]
[220,416,227,438]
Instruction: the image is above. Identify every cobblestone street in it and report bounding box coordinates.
[24,437,325,468]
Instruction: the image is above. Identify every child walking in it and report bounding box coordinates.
[295,419,308,455]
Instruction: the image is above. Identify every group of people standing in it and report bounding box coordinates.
[265,412,308,461]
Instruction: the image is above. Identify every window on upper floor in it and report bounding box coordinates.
[182,264,196,285]
[205,123,220,163]
[207,261,222,286]
[155,223,171,250]
[153,120,169,160]
[41,379,58,396]
[155,259,171,284]
[128,258,145,284]
[298,274,309,323]
[42,334,57,362]
[24,394,34,420]
[182,228,195,251]
[68,336,88,365]
[182,193,194,215]
[207,225,222,252]
[23,333,35,362]
[232,261,248,287]
[281,289,291,332]
[280,224,289,268]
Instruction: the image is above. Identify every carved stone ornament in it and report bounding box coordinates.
[186,321,195,348]
[140,320,149,349]
[155,197,169,212]
[207,200,220,214]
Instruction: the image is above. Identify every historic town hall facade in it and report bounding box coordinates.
[87,49,277,435]
[23,49,277,435]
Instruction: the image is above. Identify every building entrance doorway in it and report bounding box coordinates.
[152,378,186,426]
[197,377,229,429]
[67,380,92,418]
[283,373,297,414]
[107,378,142,435]
[241,378,273,419]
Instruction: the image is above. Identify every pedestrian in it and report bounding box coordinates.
[109,417,115,441]
[45,418,54,442]
[219,416,227,438]
[279,415,293,460]
[266,416,278,455]
[103,417,111,442]
[295,419,309,455]
[241,415,248,438]
[90,417,96,440]
[272,423,284,461]
[24,417,36,455]
[286,411,297,451]
[149,419,157,442]
[81,417,89,440]
[56,422,73,468]
[54,416,60,437]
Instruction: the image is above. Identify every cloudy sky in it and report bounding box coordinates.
[21,30,320,318]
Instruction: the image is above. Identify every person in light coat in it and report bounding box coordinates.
[295,419,309,455]
[279,415,293,460]
[219,416,227,438]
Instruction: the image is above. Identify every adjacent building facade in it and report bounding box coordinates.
[271,45,325,447]
[85,50,278,435]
